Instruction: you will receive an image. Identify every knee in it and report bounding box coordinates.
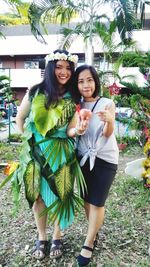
[32,196,45,212]
[92,205,105,215]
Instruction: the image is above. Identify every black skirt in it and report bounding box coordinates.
[79,157,118,207]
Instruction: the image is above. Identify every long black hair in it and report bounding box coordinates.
[72,65,101,104]
[29,49,75,107]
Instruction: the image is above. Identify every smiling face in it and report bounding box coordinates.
[77,69,96,101]
[55,60,72,87]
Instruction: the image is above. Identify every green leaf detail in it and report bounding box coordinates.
[71,159,87,197]
[56,99,76,128]
[43,138,74,170]
[32,94,64,136]
[55,163,74,201]
[0,170,16,189]
[11,173,21,214]
[23,160,41,204]
[40,194,83,226]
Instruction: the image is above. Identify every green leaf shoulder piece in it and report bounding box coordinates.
[31,93,76,136]
[31,94,65,136]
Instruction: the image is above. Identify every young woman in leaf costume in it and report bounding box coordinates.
[14,50,88,260]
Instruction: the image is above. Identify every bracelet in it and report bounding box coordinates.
[74,127,86,136]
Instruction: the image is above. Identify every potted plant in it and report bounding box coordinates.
[116,136,127,151]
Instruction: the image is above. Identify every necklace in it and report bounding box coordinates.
[80,96,101,112]
[91,97,101,112]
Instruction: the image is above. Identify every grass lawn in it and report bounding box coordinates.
[0,142,150,267]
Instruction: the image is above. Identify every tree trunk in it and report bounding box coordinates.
[85,39,94,65]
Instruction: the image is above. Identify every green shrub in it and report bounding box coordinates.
[9,133,22,143]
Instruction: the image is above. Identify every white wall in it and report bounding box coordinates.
[0,30,150,56]
[10,69,42,88]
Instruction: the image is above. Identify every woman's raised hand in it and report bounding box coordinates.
[96,106,114,123]
[75,109,92,135]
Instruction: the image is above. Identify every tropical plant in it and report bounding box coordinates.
[84,19,137,94]
[28,0,139,64]
[0,14,28,25]
[0,74,14,101]
[114,61,150,146]
[2,0,27,15]
[28,0,139,41]
[0,74,16,132]
[100,49,150,94]
[142,140,150,188]
[0,0,30,29]
[115,51,150,68]
[0,75,10,128]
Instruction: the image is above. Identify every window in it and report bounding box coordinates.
[24,61,39,69]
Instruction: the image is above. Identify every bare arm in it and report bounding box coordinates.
[67,112,78,137]
[96,102,116,137]
[16,91,31,133]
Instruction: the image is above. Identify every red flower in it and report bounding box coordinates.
[143,127,150,139]
[76,104,81,112]
[109,82,121,95]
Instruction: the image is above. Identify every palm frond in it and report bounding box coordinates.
[59,21,88,49]
[59,29,79,50]
[110,0,137,41]
[0,170,16,189]
[11,173,21,213]
[40,193,83,225]
[0,75,11,82]
[43,139,67,168]
[28,0,77,43]
[40,198,59,216]
[28,1,50,43]
[43,141,58,166]
[120,81,150,99]
[72,159,87,197]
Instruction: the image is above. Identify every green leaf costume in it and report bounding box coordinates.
[1,92,86,229]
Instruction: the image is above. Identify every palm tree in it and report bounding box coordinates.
[28,0,138,41]
[28,0,139,64]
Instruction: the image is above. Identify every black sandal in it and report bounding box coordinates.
[50,239,63,259]
[32,240,49,260]
[76,245,93,266]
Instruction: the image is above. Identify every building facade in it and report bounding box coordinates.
[0,22,150,102]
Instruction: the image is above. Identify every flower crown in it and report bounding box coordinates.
[45,52,78,64]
